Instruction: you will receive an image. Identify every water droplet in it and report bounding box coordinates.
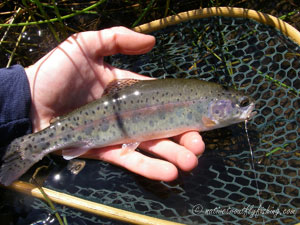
[54,173,61,181]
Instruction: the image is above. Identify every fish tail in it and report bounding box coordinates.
[0,137,39,186]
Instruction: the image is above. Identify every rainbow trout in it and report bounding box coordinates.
[0,79,255,185]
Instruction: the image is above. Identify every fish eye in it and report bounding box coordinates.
[239,97,250,107]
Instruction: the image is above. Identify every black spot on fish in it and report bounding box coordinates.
[85,126,94,135]
[196,105,202,113]
[97,106,100,110]
[132,114,139,123]
[169,117,174,124]
[45,142,50,147]
[187,112,193,120]
[85,111,89,116]
[100,121,109,132]
[61,126,65,131]
[41,137,45,142]
[149,120,154,126]
[63,137,69,142]
[77,136,82,141]
[159,111,166,120]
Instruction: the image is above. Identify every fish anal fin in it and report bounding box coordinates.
[202,116,216,127]
[121,142,140,156]
[62,147,90,160]
[103,79,140,96]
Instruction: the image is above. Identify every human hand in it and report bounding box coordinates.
[25,26,205,182]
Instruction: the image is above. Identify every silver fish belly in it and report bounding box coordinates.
[0,79,255,185]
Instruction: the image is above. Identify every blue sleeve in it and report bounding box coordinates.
[0,65,32,149]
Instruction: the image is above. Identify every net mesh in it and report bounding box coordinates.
[4,16,300,224]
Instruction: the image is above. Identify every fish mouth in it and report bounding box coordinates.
[241,102,256,121]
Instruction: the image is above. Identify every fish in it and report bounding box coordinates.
[0,78,255,186]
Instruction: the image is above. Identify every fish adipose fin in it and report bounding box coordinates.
[103,79,141,96]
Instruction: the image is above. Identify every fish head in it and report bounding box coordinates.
[207,91,256,128]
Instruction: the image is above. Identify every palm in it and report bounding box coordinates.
[25,27,205,181]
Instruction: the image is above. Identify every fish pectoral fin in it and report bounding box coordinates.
[202,116,217,127]
[121,142,140,156]
[62,147,90,160]
[103,79,141,96]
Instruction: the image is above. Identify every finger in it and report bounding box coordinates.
[139,139,199,172]
[82,146,178,182]
[104,63,155,80]
[73,26,155,57]
[172,131,205,156]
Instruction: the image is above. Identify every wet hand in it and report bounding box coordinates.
[25,26,205,182]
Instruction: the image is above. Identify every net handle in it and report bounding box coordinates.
[133,7,300,45]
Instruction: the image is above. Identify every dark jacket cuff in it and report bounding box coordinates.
[0,65,32,148]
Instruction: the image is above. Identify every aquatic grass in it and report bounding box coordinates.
[51,0,68,39]
[30,0,61,42]
[279,10,299,21]
[249,65,300,96]
[164,0,171,17]
[6,14,31,67]
[31,166,68,225]
[261,139,292,157]
[131,0,156,28]
[0,0,106,27]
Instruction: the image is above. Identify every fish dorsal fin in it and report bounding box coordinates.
[103,79,141,96]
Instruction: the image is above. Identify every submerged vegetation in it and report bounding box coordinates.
[0,0,299,68]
